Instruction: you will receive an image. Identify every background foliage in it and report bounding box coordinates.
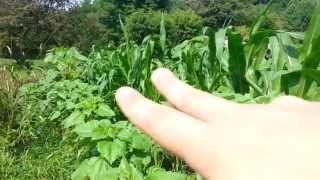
[0,0,318,61]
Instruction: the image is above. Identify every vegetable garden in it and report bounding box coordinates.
[1,2,320,180]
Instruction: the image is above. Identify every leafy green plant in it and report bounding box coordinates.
[5,2,320,179]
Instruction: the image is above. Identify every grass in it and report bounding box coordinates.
[0,131,77,180]
[0,58,46,81]
[0,58,46,69]
[0,59,77,180]
[0,58,14,65]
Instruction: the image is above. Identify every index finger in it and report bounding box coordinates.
[151,68,238,123]
[115,87,212,173]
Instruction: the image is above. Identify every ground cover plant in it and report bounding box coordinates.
[0,61,75,179]
[1,1,320,179]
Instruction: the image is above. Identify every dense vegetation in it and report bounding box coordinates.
[0,0,317,60]
[1,0,320,179]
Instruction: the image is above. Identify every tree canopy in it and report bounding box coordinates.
[0,0,317,61]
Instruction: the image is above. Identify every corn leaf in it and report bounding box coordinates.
[160,13,166,53]
[250,0,273,36]
[227,32,249,93]
[297,3,320,97]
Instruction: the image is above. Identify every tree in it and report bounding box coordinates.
[170,0,186,9]
[125,9,203,44]
[286,0,317,31]
[91,0,172,42]
[186,0,256,28]
[0,0,74,62]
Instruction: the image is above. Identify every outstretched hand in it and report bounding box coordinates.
[115,68,320,180]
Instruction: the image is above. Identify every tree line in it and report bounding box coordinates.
[0,0,317,62]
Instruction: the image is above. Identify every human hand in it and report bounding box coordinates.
[115,68,320,180]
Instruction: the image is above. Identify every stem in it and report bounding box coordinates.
[297,76,307,98]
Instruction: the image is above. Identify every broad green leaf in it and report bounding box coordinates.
[68,48,89,62]
[72,157,110,180]
[113,121,129,129]
[246,30,274,68]
[146,168,187,180]
[73,120,99,138]
[96,104,115,117]
[305,87,320,101]
[280,70,302,95]
[91,120,114,140]
[71,158,91,180]
[130,155,152,171]
[131,131,153,151]
[283,68,320,95]
[276,33,300,70]
[171,40,189,59]
[97,140,126,164]
[63,111,85,128]
[117,129,132,142]
[77,97,103,115]
[119,158,144,180]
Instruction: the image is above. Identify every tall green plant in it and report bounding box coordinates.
[296,2,320,97]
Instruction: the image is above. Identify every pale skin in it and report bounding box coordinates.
[115,68,320,180]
